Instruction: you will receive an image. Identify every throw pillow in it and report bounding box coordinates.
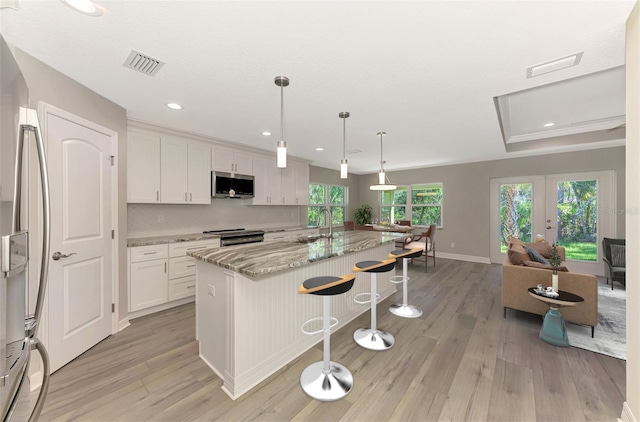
[524,246,549,265]
[610,244,626,267]
[507,239,530,265]
[525,240,552,258]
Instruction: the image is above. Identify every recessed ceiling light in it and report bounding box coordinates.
[166,103,183,110]
[527,52,583,78]
[60,0,103,16]
[543,122,556,127]
[261,131,272,136]
[315,148,324,151]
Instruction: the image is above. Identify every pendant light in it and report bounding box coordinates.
[369,131,397,191]
[274,76,289,168]
[339,111,350,179]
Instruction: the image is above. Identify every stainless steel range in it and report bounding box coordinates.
[203,228,265,246]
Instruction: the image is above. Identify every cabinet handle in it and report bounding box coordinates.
[187,285,195,289]
[186,264,196,268]
[164,262,167,273]
[185,192,188,201]
[156,191,159,201]
[143,251,157,255]
[186,246,206,251]
[190,192,192,202]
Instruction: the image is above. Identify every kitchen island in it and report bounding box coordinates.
[189,230,407,399]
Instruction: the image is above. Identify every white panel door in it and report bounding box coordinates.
[46,112,113,372]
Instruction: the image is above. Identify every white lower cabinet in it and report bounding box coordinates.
[129,245,169,312]
[129,239,220,314]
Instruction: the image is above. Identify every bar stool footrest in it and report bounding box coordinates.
[353,292,381,305]
[389,275,408,284]
[301,316,339,336]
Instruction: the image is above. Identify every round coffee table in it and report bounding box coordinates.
[528,287,584,347]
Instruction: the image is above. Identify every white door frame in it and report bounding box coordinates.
[36,102,119,352]
[490,171,616,276]
[490,175,545,264]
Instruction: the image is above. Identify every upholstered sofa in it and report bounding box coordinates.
[502,240,598,336]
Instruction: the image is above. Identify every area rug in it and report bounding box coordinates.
[566,278,626,360]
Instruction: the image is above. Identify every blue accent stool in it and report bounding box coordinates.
[539,308,570,347]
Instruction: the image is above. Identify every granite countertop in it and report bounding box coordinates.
[188,230,407,278]
[127,226,320,247]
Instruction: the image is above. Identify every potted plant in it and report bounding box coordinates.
[548,242,562,291]
[354,204,373,226]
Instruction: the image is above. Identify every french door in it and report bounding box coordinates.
[490,171,615,275]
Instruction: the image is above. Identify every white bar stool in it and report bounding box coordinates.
[388,248,424,318]
[298,274,356,401]
[352,258,396,351]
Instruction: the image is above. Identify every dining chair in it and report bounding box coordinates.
[401,224,437,272]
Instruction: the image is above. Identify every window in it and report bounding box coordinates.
[380,186,407,223]
[378,183,443,227]
[411,183,443,226]
[308,184,347,227]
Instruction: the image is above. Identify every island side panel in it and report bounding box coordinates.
[220,243,396,399]
[196,261,229,380]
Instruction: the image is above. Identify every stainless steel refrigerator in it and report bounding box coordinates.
[1,35,51,421]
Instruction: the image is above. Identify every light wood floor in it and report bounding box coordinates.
[35,259,625,421]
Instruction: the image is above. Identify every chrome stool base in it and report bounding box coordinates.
[353,328,395,351]
[389,303,423,318]
[300,361,353,401]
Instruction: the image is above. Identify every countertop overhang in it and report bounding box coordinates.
[189,230,408,278]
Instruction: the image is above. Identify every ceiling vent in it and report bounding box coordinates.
[123,50,165,76]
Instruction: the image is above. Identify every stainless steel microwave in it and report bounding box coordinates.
[211,171,255,198]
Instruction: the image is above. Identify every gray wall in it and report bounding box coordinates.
[357,146,625,259]
[14,48,130,321]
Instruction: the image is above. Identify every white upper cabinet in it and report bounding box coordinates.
[128,130,161,203]
[127,129,211,204]
[252,156,309,206]
[280,165,295,204]
[252,155,281,204]
[160,137,189,204]
[188,143,212,204]
[293,161,310,205]
[212,148,253,175]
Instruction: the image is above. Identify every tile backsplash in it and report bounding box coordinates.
[128,201,303,238]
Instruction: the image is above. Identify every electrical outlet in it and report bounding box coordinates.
[207,284,215,297]
[450,242,455,248]
[158,215,164,223]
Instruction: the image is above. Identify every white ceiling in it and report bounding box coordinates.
[0,0,634,174]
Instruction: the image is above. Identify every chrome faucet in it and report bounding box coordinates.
[316,207,333,239]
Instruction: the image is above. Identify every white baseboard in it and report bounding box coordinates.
[28,367,43,392]
[128,296,195,320]
[620,402,638,422]
[436,251,492,264]
[118,316,130,332]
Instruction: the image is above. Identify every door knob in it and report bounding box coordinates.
[52,251,76,261]
[546,226,552,230]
